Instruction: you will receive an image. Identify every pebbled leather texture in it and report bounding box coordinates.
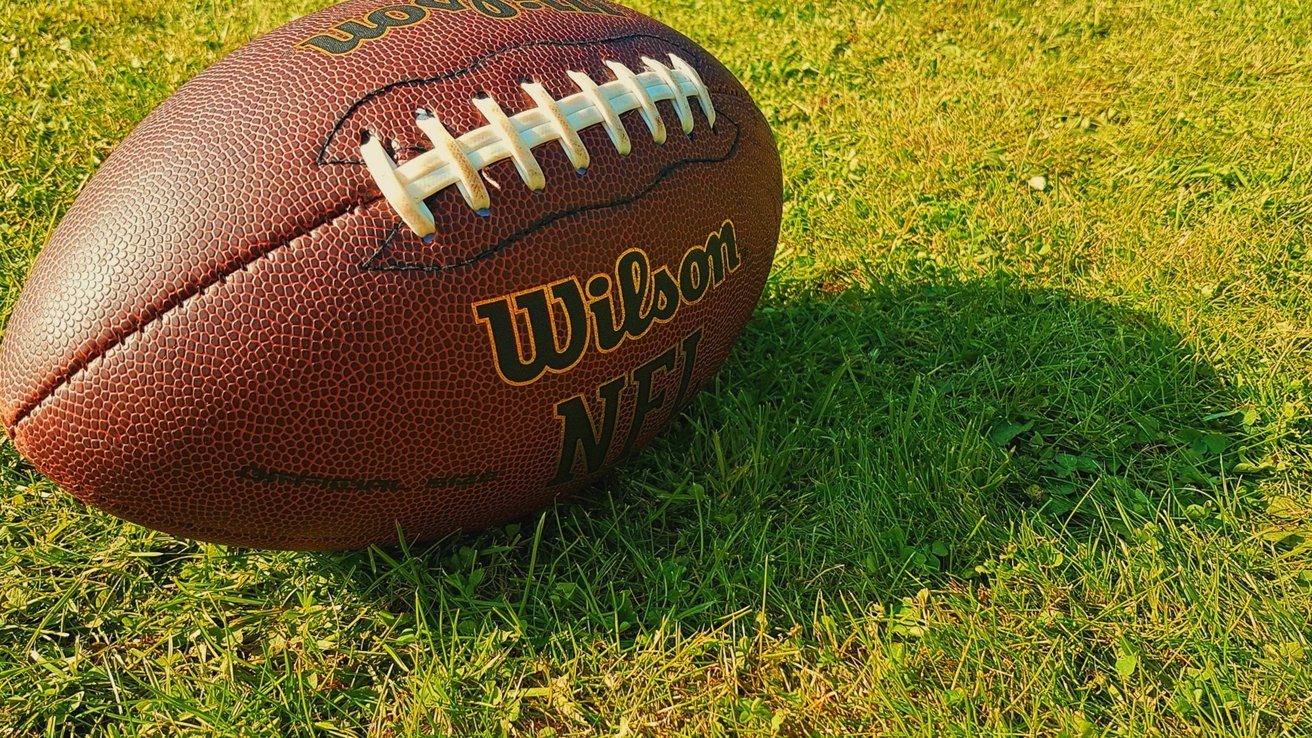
[0,0,782,550]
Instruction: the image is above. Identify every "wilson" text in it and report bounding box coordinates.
[472,221,740,387]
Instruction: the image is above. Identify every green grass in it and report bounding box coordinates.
[2,0,1311,734]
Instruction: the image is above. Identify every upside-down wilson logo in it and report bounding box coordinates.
[301,0,622,55]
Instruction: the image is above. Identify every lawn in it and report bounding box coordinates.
[2,0,1311,735]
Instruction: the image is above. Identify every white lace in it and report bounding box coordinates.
[361,54,716,238]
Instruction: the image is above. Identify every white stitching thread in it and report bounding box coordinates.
[521,81,590,171]
[605,60,665,145]
[361,53,716,238]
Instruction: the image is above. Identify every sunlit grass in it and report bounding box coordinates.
[1,0,1310,735]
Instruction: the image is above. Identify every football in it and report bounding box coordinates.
[0,0,781,550]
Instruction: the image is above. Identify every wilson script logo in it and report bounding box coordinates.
[474,221,742,484]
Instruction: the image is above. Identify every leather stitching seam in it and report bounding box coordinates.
[317,32,719,165]
[362,98,742,273]
[11,200,381,429]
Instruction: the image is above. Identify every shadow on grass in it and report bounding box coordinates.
[318,276,1253,641]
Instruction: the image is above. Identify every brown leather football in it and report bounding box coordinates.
[0,0,781,550]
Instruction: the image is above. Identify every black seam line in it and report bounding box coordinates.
[362,100,745,274]
[11,198,382,430]
[317,32,708,165]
